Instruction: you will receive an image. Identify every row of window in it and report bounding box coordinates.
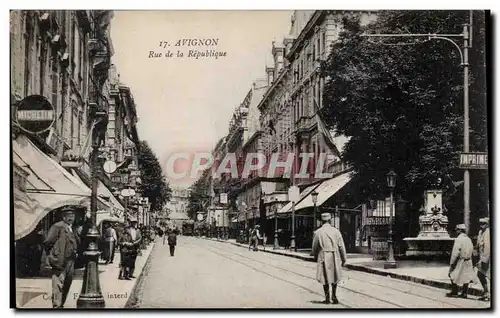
[22,12,90,155]
[292,30,326,84]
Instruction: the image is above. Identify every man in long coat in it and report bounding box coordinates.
[311,213,347,304]
[44,207,80,308]
[476,217,490,301]
[447,223,476,298]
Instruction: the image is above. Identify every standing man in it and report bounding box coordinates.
[167,228,178,256]
[104,223,117,264]
[447,224,476,298]
[311,213,347,305]
[250,225,262,251]
[127,217,142,279]
[476,217,490,301]
[118,221,134,280]
[44,207,80,308]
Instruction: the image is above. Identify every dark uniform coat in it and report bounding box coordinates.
[476,228,490,278]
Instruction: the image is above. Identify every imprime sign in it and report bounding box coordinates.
[15,95,55,134]
[459,152,488,170]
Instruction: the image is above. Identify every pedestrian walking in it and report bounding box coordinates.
[310,213,347,305]
[126,217,142,278]
[250,225,262,251]
[447,224,476,299]
[476,217,490,301]
[43,207,80,308]
[168,229,178,256]
[103,223,117,264]
[118,221,134,280]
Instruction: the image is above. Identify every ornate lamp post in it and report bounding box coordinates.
[311,190,319,232]
[384,170,397,269]
[76,110,107,308]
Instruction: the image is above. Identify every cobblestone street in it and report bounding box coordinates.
[135,237,490,309]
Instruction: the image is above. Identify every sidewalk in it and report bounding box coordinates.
[16,242,155,308]
[205,237,485,296]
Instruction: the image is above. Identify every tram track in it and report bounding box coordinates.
[201,239,479,308]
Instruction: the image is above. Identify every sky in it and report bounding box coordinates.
[110,10,293,189]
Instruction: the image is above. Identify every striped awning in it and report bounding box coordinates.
[13,135,91,240]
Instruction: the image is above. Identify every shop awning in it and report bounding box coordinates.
[70,170,111,211]
[295,172,352,211]
[98,180,125,217]
[13,135,91,240]
[278,182,322,214]
[70,169,125,218]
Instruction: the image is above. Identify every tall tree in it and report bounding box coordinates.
[137,140,172,212]
[187,173,211,220]
[321,11,488,233]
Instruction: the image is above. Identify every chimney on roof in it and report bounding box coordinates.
[266,66,275,86]
[272,41,285,76]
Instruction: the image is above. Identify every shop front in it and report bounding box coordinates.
[277,171,354,250]
[13,135,122,277]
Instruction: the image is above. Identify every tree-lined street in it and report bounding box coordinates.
[135,237,489,309]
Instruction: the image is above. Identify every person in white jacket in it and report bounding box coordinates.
[311,213,347,304]
[447,224,476,299]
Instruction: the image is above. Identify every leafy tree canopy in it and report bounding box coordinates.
[187,173,211,220]
[321,10,487,211]
[137,140,172,212]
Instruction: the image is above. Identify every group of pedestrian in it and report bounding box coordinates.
[447,217,490,301]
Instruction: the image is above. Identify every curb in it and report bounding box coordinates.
[124,243,157,308]
[344,263,484,297]
[202,237,484,296]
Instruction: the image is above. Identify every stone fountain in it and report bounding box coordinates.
[403,190,455,257]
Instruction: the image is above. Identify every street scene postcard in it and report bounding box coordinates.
[11,9,491,309]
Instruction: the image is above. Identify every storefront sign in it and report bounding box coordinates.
[15,95,55,134]
[103,160,117,174]
[220,193,228,204]
[365,216,390,226]
[459,152,488,170]
[288,186,300,202]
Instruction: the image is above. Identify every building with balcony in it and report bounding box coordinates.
[10,10,136,277]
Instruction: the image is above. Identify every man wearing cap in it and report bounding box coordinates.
[476,217,490,301]
[447,223,475,298]
[43,207,80,308]
[126,217,142,278]
[311,212,347,304]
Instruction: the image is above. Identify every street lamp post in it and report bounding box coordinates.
[384,170,397,269]
[76,115,107,308]
[311,190,319,233]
